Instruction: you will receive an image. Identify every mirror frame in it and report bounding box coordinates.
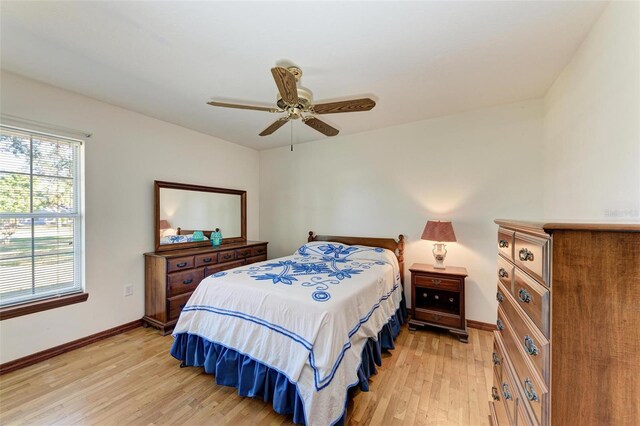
[154,180,247,253]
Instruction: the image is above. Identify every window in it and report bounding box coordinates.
[0,125,85,318]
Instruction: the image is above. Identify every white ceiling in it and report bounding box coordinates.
[1,1,607,150]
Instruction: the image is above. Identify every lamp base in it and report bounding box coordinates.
[432,243,448,269]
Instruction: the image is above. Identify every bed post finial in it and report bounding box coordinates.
[308,231,315,242]
[397,234,405,262]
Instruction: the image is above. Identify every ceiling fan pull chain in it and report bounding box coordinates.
[290,120,294,152]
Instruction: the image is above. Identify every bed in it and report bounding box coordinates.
[170,232,407,426]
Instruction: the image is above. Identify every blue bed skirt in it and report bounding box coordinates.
[170,299,407,425]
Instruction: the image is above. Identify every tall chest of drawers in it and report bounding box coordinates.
[488,220,640,426]
[143,241,268,335]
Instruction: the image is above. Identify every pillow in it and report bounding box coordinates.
[296,241,397,265]
[160,234,209,244]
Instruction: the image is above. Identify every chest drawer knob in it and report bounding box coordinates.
[499,239,509,248]
[492,352,501,366]
[498,268,509,278]
[501,383,512,400]
[491,387,500,401]
[524,335,539,356]
[518,288,532,303]
[524,378,539,402]
[176,262,188,268]
[496,291,504,303]
[518,248,534,262]
[497,319,504,330]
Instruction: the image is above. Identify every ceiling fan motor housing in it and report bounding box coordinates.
[277,87,313,110]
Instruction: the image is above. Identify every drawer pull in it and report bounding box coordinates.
[497,319,504,330]
[491,387,500,401]
[434,295,440,300]
[501,383,512,400]
[182,279,193,285]
[496,291,504,303]
[498,268,509,278]
[422,292,428,298]
[524,335,539,356]
[202,257,212,263]
[499,239,509,248]
[524,378,540,402]
[223,254,232,259]
[433,314,442,321]
[176,262,188,268]
[518,248,534,262]
[448,297,454,303]
[432,279,441,286]
[518,288,532,303]
[492,352,501,366]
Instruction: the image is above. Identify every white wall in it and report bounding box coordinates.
[260,100,545,324]
[0,71,260,363]
[543,1,640,220]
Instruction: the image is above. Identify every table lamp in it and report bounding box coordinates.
[421,220,457,269]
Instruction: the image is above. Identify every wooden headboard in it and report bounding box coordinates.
[307,231,405,286]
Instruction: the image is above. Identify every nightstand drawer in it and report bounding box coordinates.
[414,288,459,314]
[414,308,462,329]
[167,256,194,273]
[413,274,460,291]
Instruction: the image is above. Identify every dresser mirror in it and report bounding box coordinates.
[154,180,246,252]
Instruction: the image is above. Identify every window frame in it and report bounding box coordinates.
[0,124,86,320]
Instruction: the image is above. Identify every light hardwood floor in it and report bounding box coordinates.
[0,325,494,425]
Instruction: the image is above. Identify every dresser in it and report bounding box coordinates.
[408,263,468,343]
[488,220,640,426]
[143,241,268,334]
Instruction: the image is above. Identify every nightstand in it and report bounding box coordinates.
[408,263,468,343]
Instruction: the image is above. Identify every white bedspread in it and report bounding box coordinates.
[173,243,402,426]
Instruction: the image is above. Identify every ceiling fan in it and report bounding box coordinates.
[207,66,376,137]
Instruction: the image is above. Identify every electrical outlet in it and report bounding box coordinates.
[124,284,133,297]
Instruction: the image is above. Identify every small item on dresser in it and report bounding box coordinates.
[421,220,457,269]
[191,230,204,241]
[210,228,222,246]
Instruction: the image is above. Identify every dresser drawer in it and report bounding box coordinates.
[514,233,549,286]
[497,256,514,291]
[205,260,244,276]
[236,247,252,259]
[218,250,236,263]
[246,255,267,265]
[167,256,194,273]
[500,288,549,382]
[168,267,205,297]
[252,245,267,256]
[195,253,217,267]
[413,274,460,291]
[513,269,550,337]
[168,292,192,321]
[498,228,514,262]
[414,309,462,329]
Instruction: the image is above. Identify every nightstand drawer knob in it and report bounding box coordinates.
[519,248,534,262]
[518,288,532,303]
[434,295,439,300]
[449,297,454,303]
[491,387,500,401]
[499,239,509,248]
[422,292,428,298]
[433,314,441,321]
[499,268,509,278]
[524,335,539,356]
[524,378,539,402]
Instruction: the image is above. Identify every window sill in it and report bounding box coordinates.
[0,292,89,321]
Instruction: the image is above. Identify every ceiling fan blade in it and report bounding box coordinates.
[207,101,281,113]
[304,117,339,137]
[271,67,299,106]
[259,117,290,136]
[312,98,376,114]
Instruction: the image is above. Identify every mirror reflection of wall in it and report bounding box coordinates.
[159,188,241,244]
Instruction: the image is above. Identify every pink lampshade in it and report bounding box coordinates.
[421,220,457,242]
[159,219,171,230]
